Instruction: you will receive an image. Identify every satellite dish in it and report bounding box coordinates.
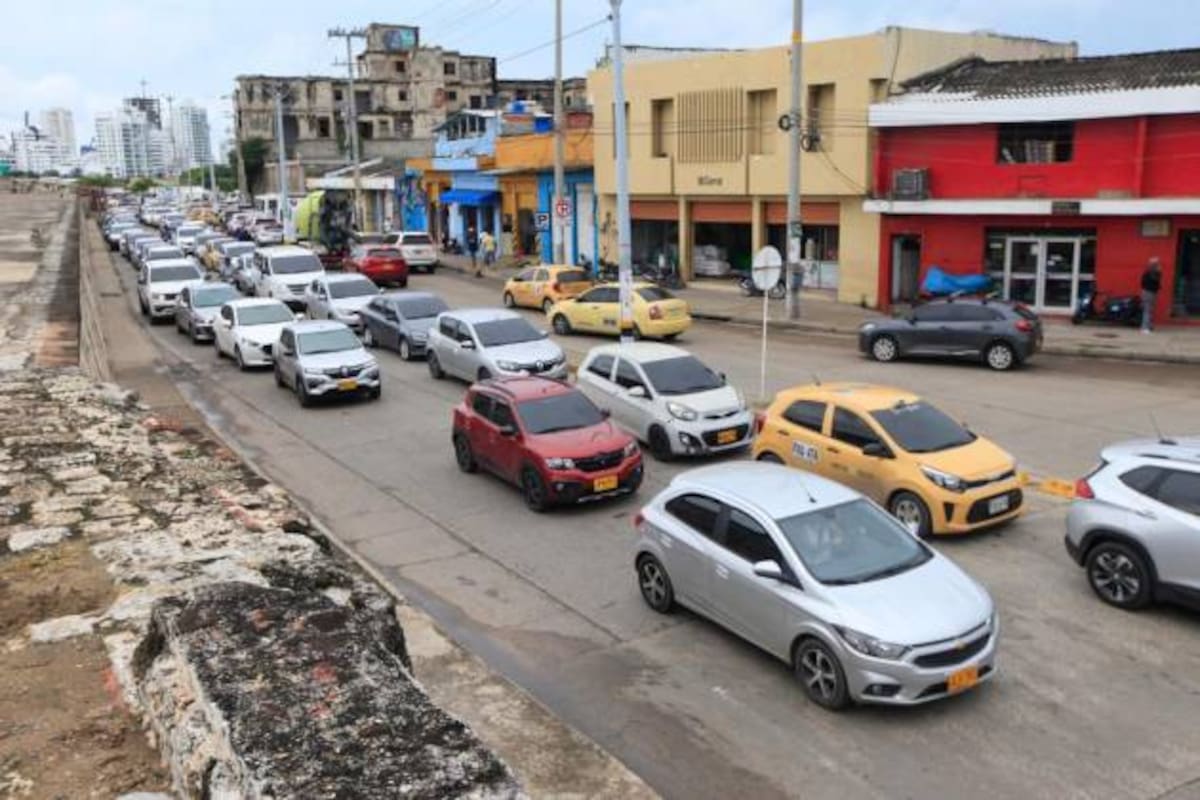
[752,246,783,291]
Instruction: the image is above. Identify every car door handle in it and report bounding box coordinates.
[715,564,730,580]
[1135,508,1158,520]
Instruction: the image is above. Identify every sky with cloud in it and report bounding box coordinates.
[2,0,1197,156]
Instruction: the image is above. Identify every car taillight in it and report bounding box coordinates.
[1074,478,1094,499]
[754,412,766,435]
[633,511,644,529]
[551,282,561,293]
[649,305,663,320]
[1015,319,1034,333]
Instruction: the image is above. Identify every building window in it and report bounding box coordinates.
[398,89,408,102]
[377,119,390,137]
[447,90,458,102]
[394,60,406,74]
[651,98,674,158]
[806,83,835,152]
[358,120,373,141]
[333,88,343,103]
[469,95,483,110]
[317,117,331,138]
[747,89,776,156]
[444,62,456,76]
[998,123,1075,164]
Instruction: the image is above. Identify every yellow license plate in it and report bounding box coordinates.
[337,379,358,391]
[947,666,979,694]
[593,475,619,493]
[716,429,738,444]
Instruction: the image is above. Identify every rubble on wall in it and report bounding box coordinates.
[0,368,523,799]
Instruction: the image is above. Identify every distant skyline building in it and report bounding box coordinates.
[124,96,162,129]
[39,108,77,165]
[95,106,164,178]
[170,101,213,170]
[11,127,63,173]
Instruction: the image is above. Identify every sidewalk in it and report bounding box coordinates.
[437,253,1200,365]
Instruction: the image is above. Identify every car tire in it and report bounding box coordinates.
[552,314,572,335]
[521,467,548,513]
[274,364,285,388]
[794,638,851,711]
[363,327,377,348]
[297,376,314,408]
[985,341,1017,372]
[453,433,478,473]
[870,334,899,363]
[503,292,516,308]
[542,298,555,314]
[756,452,784,464]
[636,554,675,614]
[889,491,933,538]
[648,426,675,462]
[399,338,413,361]
[632,324,644,340]
[427,351,444,380]
[477,367,492,383]
[175,318,184,334]
[235,346,248,371]
[1086,540,1153,610]
[369,386,382,401]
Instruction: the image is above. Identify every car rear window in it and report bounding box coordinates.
[637,287,674,302]
[367,248,403,259]
[557,270,590,283]
[271,255,322,274]
[402,234,433,245]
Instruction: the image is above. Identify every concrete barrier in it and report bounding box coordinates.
[78,204,113,382]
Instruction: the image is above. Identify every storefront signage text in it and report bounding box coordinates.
[698,175,724,187]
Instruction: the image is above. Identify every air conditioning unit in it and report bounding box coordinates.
[892,168,929,200]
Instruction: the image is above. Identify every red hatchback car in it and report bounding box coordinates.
[344,244,409,286]
[452,376,643,511]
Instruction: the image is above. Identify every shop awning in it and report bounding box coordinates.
[441,189,498,206]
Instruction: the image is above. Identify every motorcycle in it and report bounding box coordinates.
[738,275,787,299]
[1072,288,1142,326]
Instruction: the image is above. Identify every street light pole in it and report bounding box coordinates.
[273,83,289,230]
[785,0,804,320]
[551,0,566,265]
[610,0,634,344]
[329,27,367,231]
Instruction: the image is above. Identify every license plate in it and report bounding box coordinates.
[988,495,1011,515]
[947,665,979,694]
[337,378,358,391]
[593,475,619,493]
[716,428,739,444]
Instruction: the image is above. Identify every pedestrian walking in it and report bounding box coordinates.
[481,230,496,270]
[1140,257,1162,333]
[467,226,480,277]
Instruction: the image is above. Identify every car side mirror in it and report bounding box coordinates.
[294,313,304,321]
[752,559,787,583]
[862,442,893,459]
[461,339,476,349]
[499,424,517,437]
[600,408,611,419]
[628,385,648,399]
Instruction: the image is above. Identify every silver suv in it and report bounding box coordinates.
[1066,438,1200,611]
[425,308,566,384]
[273,320,381,406]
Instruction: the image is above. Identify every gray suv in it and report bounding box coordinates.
[859,298,1042,371]
[273,320,382,406]
[1066,438,1200,611]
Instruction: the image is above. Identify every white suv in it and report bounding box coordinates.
[252,246,326,311]
[576,343,753,461]
[397,231,438,273]
[137,259,203,321]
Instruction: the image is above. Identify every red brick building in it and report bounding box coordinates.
[867,50,1200,324]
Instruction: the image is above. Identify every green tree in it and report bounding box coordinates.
[239,137,268,192]
[78,175,118,188]
[182,164,237,192]
[127,177,157,194]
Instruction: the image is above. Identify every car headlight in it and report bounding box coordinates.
[496,360,521,372]
[622,441,639,458]
[150,292,165,301]
[362,365,380,377]
[921,465,966,493]
[836,627,909,660]
[410,330,427,341]
[302,368,327,378]
[860,322,877,332]
[666,401,698,421]
[545,456,575,470]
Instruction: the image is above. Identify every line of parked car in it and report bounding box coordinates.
[99,195,1200,714]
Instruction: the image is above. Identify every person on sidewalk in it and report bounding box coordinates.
[481,230,496,271]
[1140,257,1162,333]
[467,226,480,277]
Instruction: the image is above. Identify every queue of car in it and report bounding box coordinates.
[98,197,1199,715]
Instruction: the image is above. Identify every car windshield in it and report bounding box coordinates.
[150,265,201,282]
[517,391,605,435]
[870,401,976,454]
[778,500,932,586]
[641,356,723,395]
[193,286,239,308]
[637,286,674,302]
[237,304,293,326]
[177,227,204,236]
[329,279,378,299]
[298,328,361,355]
[366,248,403,259]
[557,269,590,283]
[474,318,544,347]
[394,296,447,320]
[148,248,184,259]
[223,243,254,256]
[402,233,433,245]
[271,255,321,274]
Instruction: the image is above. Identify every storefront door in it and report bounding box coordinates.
[1001,236,1090,312]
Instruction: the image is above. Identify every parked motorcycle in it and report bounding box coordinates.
[1072,288,1143,326]
[738,275,787,299]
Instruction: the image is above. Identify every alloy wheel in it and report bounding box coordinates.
[890,492,931,538]
[453,434,477,473]
[872,335,898,362]
[799,646,842,706]
[542,299,554,314]
[1086,543,1151,609]
[637,557,674,613]
[400,338,412,361]
[363,327,376,348]
[522,468,547,512]
[986,343,1015,371]
[552,315,571,335]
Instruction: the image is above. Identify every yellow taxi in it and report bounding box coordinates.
[752,383,1022,537]
[548,282,691,340]
[503,265,594,313]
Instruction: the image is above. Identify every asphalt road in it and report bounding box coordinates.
[110,251,1200,800]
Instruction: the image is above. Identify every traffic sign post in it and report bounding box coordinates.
[534,212,550,233]
[752,246,783,401]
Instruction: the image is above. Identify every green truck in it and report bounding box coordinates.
[294,190,354,268]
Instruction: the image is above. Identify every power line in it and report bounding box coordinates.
[497,16,610,64]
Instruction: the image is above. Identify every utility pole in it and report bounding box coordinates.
[208,160,218,206]
[164,95,177,180]
[272,83,290,234]
[329,27,367,231]
[610,0,634,344]
[550,0,566,265]
[785,0,804,320]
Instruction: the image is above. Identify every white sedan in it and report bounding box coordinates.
[212,298,296,370]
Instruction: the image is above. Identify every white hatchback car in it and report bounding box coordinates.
[303,273,380,332]
[212,298,295,369]
[576,343,753,460]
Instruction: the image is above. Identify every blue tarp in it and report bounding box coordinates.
[441,189,498,206]
[921,266,993,296]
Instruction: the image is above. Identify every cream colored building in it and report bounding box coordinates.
[588,28,1075,306]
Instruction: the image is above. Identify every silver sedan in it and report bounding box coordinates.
[633,462,997,709]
